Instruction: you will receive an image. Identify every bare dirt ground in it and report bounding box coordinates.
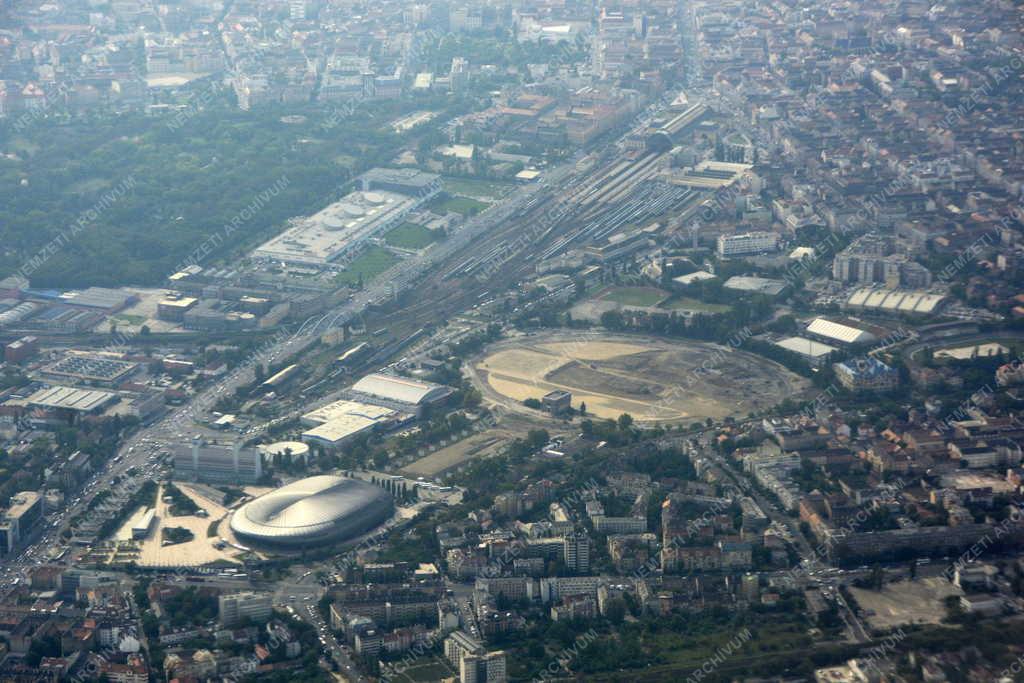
[469,332,812,423]
[849,577,963,630]
[399,430,512,478]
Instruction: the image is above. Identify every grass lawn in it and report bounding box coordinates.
[334,246,401,286]
[9,137,40,155]
[428,195,490,216]
[332,154,358,169]
[659,296,732,314]
[68,178,113,195]
[385,222,441,250]
[387,657,455,682]
[112,313,149,325]
[598,286,669,307]
[442,177,515,199]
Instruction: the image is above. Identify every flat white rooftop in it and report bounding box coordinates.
[253,190,417,266]
[26,385,117,412]
[775,336,837,358]
[301,399,396,427]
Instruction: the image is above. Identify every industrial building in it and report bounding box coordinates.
[252,189,424,268]
[844,288,947,315]
[349,373,453,409]
[229,475,394,547]
[25,386,119,415]
[359,168,442,198]
[58,287,138,312]
[172,441,263,485]
[41,354,139,386]
[157,297,198,321]
[300,399,399,448]
[4,336,38,364]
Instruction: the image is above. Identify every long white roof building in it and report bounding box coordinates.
[806,318,877,345]
[350,373,452,406]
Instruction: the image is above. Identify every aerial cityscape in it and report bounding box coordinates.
[0,0,1023,681]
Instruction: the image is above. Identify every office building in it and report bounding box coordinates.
[445,630,484,666]
[218,592,273,626]
[0,491,43,555]
[172,440,263,485]
[563,534,591,574]
[717,231,779,257]
[460,651,507,683]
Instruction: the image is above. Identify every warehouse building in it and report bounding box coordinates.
[25,386,119,415]
[300,399,400,448]
[4,336,38,363]
[349,373,453,410]
[59,287,138,313]
[844,288,946,315]
[41,354,139,386]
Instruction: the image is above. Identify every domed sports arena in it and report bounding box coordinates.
[229,475,393,547]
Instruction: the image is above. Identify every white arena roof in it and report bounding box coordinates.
[230,475,393,546]
[806,318,876,345]
[350,373,452,405]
